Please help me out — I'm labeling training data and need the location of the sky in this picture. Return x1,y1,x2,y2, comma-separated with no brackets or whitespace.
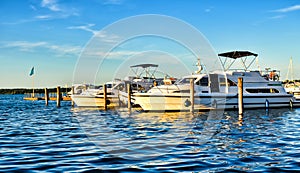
0,0,300,88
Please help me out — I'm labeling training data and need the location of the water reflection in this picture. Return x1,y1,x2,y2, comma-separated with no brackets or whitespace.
73,108,225,160
71,106,300,171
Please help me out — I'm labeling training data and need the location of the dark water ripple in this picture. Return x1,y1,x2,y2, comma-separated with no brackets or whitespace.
1,95,300,172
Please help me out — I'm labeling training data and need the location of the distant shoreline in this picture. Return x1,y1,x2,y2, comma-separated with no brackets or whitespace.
0,88,71,95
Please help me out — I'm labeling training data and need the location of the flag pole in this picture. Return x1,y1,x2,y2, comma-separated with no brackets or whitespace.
32,74,35,98
29,67,35,98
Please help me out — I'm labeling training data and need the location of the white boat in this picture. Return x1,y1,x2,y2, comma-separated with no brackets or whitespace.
282,57,300,102
71,64,176,107
71,82,119,107
112,63,176,105
284,81,300,103
132,51,296,111
284,81,300,93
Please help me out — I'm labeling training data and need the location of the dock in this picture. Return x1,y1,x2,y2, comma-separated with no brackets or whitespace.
23,93,71,101
23,86,72,106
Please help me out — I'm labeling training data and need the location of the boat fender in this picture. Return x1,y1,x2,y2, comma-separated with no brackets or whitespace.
265,99,269,108
212,99,217,108
106,100,111,105
290,100,293,108
184,99,191,107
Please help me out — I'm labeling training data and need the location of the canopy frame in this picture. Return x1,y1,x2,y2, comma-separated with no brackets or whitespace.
129,63,159,79
218,51,258,71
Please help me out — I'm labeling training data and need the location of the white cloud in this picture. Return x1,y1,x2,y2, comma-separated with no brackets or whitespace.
205,9,211,13
41,0,61,12
30,5,37,11
68,24,97,35
274,5,300,13
204,7,214,13
47,44,82,56
68,24,121,44
2,1,78,25
39,0,79,19
0,41,81,56
2,41,48,51
87,50,139,59
35,15,52,19
2,17,54,25
269,15,285,19
94,31,121,44
33,10,79,21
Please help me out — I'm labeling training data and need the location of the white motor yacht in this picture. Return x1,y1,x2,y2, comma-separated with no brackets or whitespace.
71,82,119,107
132,51,297,111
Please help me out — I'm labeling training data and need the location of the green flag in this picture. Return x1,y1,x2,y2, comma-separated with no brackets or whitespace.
29,67,34,76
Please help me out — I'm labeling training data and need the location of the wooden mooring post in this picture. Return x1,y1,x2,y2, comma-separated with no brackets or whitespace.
44,88,49,106
190,78,194,113
71,86,75,107
56,86,61,107
238,77,243,115
127,83,131,114
103,84,107,111
118,92,121,107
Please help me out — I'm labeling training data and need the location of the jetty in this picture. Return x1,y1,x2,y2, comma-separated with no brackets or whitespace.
23,94,71,101
23,87,72,101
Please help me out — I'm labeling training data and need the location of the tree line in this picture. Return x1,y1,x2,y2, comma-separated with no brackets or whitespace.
0,88,71,95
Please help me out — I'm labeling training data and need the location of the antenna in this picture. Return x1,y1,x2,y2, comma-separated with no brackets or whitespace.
286,57,294,81
194,57,203,74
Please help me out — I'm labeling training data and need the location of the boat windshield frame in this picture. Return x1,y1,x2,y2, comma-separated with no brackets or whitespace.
175,75,203,85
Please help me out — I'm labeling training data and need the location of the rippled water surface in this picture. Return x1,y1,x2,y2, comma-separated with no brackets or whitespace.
1,94,300,172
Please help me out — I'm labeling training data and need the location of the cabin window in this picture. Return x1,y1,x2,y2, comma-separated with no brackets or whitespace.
173,90,190,93
105,83,113,88
178,77,197,84
246,88,279,93
228,79,237,86
131,83,145,91
294,92,300,97
180,78,190,84
219,78,236,86
131,83,141,89
219,78,226,86
115,83,125,91
196,77,208,86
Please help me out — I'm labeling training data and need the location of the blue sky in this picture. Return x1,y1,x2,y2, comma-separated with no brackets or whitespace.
0,0,300,88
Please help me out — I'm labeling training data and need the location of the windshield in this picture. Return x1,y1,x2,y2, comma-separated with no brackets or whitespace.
175,77,197,85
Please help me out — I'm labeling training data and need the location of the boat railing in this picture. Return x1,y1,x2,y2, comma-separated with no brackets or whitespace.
227,68,252,72
260,69,281,81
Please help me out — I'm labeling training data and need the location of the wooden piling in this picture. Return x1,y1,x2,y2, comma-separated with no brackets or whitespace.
44,88,49,106
238,114,243,126
127,83,131,114
103,84,107,111
56,86,61,107
71,86,74,107
238,77,243,115
190,78,194,113
118,92,121,107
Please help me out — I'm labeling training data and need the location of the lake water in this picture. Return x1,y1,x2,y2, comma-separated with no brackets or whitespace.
1,94,300,172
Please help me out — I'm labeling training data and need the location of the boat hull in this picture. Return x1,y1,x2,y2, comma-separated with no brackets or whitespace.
71,95,119,107
133,93,293,111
